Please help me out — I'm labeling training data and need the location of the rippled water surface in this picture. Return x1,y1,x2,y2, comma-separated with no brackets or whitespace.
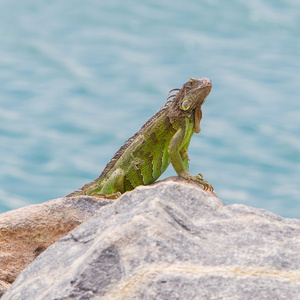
0,0,299,218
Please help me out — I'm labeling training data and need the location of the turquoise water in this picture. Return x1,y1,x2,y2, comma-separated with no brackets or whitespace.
0,0,299,218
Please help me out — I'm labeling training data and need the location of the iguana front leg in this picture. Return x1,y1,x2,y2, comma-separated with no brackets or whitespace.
168,126,213,191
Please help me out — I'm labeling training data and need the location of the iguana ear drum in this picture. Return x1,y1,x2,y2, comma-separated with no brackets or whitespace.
181,98,191,110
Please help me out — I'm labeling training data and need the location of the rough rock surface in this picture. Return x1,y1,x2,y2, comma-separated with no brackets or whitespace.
0,196,112,296
2,179,300,299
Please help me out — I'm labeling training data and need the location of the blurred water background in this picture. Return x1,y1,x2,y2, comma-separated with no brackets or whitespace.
0,0,299,218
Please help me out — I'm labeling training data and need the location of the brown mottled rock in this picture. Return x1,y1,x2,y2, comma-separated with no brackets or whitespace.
0,196,112,296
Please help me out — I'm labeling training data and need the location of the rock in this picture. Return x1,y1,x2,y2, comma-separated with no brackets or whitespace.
2,178,300,299
0,195,112,296
0,281,10,299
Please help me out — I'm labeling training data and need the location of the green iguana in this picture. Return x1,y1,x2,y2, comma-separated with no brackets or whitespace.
66,77,213,198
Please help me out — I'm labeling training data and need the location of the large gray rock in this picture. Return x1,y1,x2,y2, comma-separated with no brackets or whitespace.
3,178,300,299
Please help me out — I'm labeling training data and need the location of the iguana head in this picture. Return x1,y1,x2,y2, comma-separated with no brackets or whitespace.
168,77,212,133
180,77,212,109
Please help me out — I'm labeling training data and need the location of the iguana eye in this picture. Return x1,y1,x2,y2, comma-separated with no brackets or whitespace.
181,99,190,110
188,80,194,87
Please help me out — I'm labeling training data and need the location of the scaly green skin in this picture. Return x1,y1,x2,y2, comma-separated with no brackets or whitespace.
66,77,213,198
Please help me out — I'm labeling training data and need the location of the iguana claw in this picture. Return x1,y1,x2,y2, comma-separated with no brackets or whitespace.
194,174,214,191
